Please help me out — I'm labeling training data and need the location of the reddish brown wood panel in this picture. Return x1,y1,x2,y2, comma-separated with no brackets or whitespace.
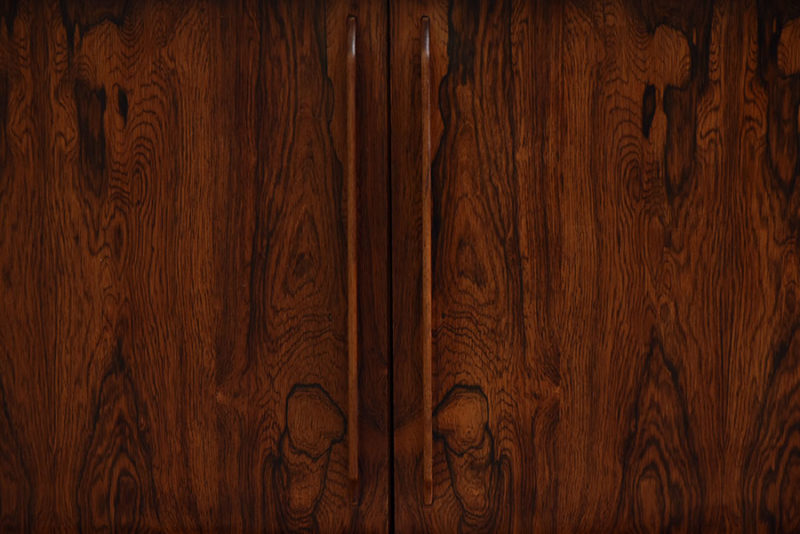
0,0,390,531
392,0,800,532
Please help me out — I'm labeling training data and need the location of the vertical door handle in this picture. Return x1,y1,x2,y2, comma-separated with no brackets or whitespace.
420,15,434,507
346,14,359,505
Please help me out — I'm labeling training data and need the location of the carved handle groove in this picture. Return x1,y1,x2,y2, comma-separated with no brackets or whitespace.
420,15,433,507
346,14,359,505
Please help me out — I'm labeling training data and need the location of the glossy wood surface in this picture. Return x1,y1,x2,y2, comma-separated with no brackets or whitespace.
0,0,390,531
392,0,800,532
419,14,433,508
346,13,360,506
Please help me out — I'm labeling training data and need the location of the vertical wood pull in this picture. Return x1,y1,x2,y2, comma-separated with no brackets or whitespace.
420,15,434,507
346,14,359,505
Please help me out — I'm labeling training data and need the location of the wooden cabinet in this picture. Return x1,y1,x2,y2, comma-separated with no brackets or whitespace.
3,1,800,532
391,1,800,532
0,1,389,531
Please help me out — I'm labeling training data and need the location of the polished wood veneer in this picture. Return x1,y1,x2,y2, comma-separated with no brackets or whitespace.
2,0,800,532
392,1,800,532
0,1,389,531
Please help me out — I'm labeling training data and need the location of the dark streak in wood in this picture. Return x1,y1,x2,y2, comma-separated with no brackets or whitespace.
758,4,800,196
116,87,127,124
59,0,131,51
642,83,657,137
74,79,107,197
0,0,18,34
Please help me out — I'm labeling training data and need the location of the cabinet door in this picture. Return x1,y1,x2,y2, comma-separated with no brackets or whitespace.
0,1,389,531
392,1,800,532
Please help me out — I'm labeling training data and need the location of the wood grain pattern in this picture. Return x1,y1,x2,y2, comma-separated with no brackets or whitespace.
0,0,389,531
392,0,800,531
4,0,800,531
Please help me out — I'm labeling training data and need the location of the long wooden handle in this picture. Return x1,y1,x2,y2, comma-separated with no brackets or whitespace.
420,15,433,507
346,14,359,505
